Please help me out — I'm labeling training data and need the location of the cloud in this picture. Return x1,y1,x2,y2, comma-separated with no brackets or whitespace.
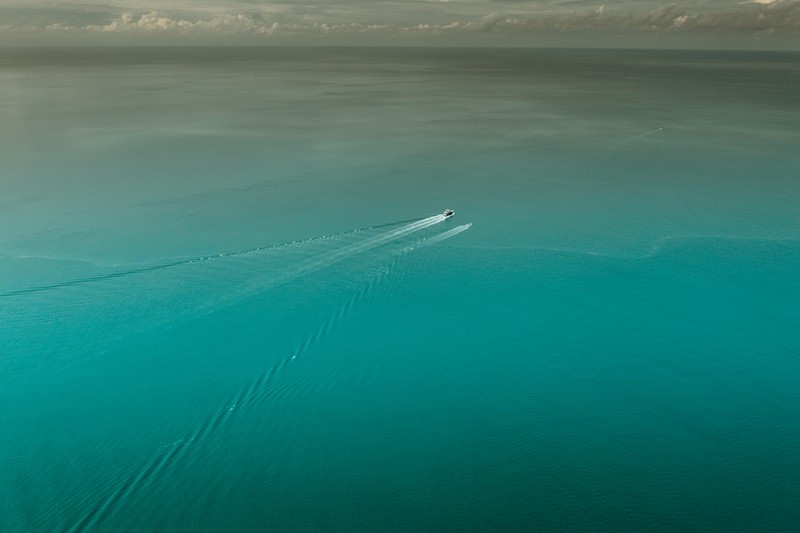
83,12,276,34
5,1,800,44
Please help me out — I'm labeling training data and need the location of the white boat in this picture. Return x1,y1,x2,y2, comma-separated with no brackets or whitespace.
443,209,455,218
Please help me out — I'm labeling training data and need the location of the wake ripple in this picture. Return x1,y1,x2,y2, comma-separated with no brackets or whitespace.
0,215,443,368
64,214,470,531
67,352,296,533
0,218,418,300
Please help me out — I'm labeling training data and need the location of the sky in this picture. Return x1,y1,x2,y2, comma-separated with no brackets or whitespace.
0,0,798,48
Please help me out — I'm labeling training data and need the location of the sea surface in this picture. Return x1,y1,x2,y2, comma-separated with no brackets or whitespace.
1,47,799,531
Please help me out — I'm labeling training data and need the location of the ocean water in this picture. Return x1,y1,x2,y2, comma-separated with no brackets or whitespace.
1,47,799,531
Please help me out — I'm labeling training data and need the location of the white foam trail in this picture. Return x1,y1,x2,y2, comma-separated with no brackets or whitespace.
419,223,472,247
0,214,451,369
247,214,447,290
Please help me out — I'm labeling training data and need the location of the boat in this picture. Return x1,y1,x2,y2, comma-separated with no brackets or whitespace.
443,209,455,218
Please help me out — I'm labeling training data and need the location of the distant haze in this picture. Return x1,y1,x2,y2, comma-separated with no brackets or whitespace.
1,0,799,49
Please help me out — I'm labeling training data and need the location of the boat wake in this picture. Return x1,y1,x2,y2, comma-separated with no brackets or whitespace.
0,218,419,300
62,214,471,531
0,214,456,366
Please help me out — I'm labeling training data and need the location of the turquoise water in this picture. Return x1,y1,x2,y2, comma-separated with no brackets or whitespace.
1,47,799,531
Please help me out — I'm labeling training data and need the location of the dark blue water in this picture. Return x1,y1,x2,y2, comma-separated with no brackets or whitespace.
1,47,799,531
